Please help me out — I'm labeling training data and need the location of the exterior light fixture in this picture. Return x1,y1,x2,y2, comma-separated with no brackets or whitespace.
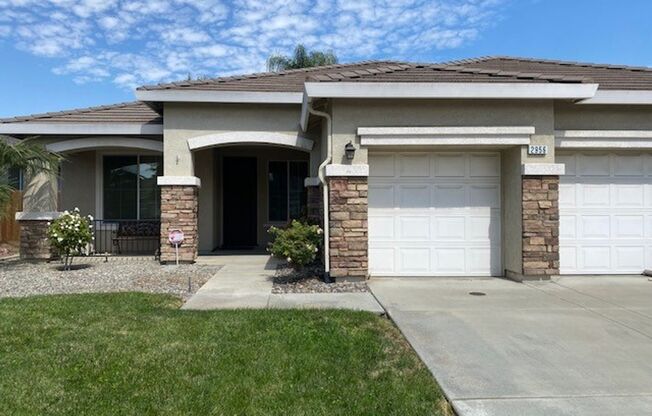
345,141,356,160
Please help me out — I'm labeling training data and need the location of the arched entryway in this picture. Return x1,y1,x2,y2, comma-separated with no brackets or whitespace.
191,140,311,254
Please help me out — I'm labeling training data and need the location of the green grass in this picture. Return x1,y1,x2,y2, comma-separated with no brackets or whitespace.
0,293,449,415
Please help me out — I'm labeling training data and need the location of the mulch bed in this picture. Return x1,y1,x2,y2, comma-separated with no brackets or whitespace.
272,264,368,294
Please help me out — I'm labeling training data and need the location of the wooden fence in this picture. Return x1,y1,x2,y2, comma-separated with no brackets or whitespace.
0,191,22,242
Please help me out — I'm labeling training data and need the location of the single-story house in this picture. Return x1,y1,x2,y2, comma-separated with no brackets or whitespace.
3,56,652,280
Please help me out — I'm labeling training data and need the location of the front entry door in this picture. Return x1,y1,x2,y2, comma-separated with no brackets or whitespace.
223,157,257,248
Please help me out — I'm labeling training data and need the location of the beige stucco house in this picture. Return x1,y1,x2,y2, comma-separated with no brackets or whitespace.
4,56,652,280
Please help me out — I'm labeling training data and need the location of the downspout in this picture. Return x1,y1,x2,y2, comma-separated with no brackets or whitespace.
308,102,333,283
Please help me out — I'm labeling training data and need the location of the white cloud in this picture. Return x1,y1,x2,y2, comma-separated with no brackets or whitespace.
0,0,504,89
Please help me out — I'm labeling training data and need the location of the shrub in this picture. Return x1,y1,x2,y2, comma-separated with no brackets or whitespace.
267,220,323,269
47,208,93,270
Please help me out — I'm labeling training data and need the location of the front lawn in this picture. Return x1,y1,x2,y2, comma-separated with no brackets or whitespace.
0,293,449,415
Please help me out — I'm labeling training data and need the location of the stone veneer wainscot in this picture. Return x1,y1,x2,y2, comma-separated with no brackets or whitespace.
521,175,560,277
328,177,368,279
160,185,198,263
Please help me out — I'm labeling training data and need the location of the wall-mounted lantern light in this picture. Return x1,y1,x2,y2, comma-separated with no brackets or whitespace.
345,141,356,160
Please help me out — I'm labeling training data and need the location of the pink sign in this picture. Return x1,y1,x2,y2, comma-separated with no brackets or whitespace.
168,229,184,245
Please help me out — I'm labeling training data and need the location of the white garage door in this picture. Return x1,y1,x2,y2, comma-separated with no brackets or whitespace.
559,152,652,274
368,152,501,276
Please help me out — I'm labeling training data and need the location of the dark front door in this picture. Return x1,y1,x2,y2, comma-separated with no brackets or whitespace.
223,157,257,248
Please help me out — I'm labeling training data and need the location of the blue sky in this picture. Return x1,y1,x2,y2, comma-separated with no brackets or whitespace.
0,0,650,118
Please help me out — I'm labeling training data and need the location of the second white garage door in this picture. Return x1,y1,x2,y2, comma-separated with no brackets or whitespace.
559,152,652,274
368,152,501,276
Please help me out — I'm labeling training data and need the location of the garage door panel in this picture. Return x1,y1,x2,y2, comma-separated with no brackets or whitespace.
399,217,430,240
560,152,652,274
579,154,610,176
614,215,645,238
561,246,577,271
614,185,644,207
368,184,394,208
560,215,577,239
469,184,500,208
581,184,610,206
399,185,430,208
435,248,466,273
614,246,645,270
468,216,498,242
368,216,394,240
580,216,610,239
369,151,500,276
399,248,431,272
434,216,466,240
559,183,577,208
399,154,430,177
581,246,612,271
467,248,493,274
369,154,395,177
470,154,500,177
434,154,465,177
369,248,395,273
433,184,465,207
614,154,644,176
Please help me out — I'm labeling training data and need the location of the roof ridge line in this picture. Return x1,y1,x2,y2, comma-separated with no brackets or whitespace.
434,63,593,83
455,55,652,73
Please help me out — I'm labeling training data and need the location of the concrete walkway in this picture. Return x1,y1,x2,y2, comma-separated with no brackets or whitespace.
369,276,652,416
182,255,384,314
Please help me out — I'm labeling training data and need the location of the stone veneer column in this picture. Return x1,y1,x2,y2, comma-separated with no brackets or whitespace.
521,175,560,277
18,219,53,260
328,176,368,280
159,185,199,263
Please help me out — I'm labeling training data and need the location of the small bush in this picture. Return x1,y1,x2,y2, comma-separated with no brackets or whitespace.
47,208,93,270
268,220,323,269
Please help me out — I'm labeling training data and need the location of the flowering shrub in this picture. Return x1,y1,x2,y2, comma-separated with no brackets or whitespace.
267,220,323,269
47,208,93,270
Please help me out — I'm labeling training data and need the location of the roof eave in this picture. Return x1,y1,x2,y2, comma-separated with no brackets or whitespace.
0,122,163,136
576,90,652,105
304,82,599,100
135,89,304,104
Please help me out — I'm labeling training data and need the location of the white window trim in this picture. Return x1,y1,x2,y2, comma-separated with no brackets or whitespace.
267,159,309,223
95,150,162,220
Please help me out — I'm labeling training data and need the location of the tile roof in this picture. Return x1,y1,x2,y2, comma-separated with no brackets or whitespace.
137,56,652,92
3,56,652,127
306,63,590,84
137,61,404,92
0,101,161,124
443,56,652,90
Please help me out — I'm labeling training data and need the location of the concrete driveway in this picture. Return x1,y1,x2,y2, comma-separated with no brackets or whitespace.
369,276,652,416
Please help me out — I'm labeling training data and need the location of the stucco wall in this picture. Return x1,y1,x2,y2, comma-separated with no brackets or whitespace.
195,146,309,253
331,99,556,165
555,103,652,130
59,151,96,216
163,103,306,176
501,146,523,275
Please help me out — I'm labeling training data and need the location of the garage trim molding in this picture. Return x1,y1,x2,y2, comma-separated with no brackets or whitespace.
325,164,369,177
358,126,534,146
521,163,565,175
555,130,652,149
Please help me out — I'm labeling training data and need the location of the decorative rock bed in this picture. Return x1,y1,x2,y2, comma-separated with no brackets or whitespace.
0,257,221,300
272,264,368,294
